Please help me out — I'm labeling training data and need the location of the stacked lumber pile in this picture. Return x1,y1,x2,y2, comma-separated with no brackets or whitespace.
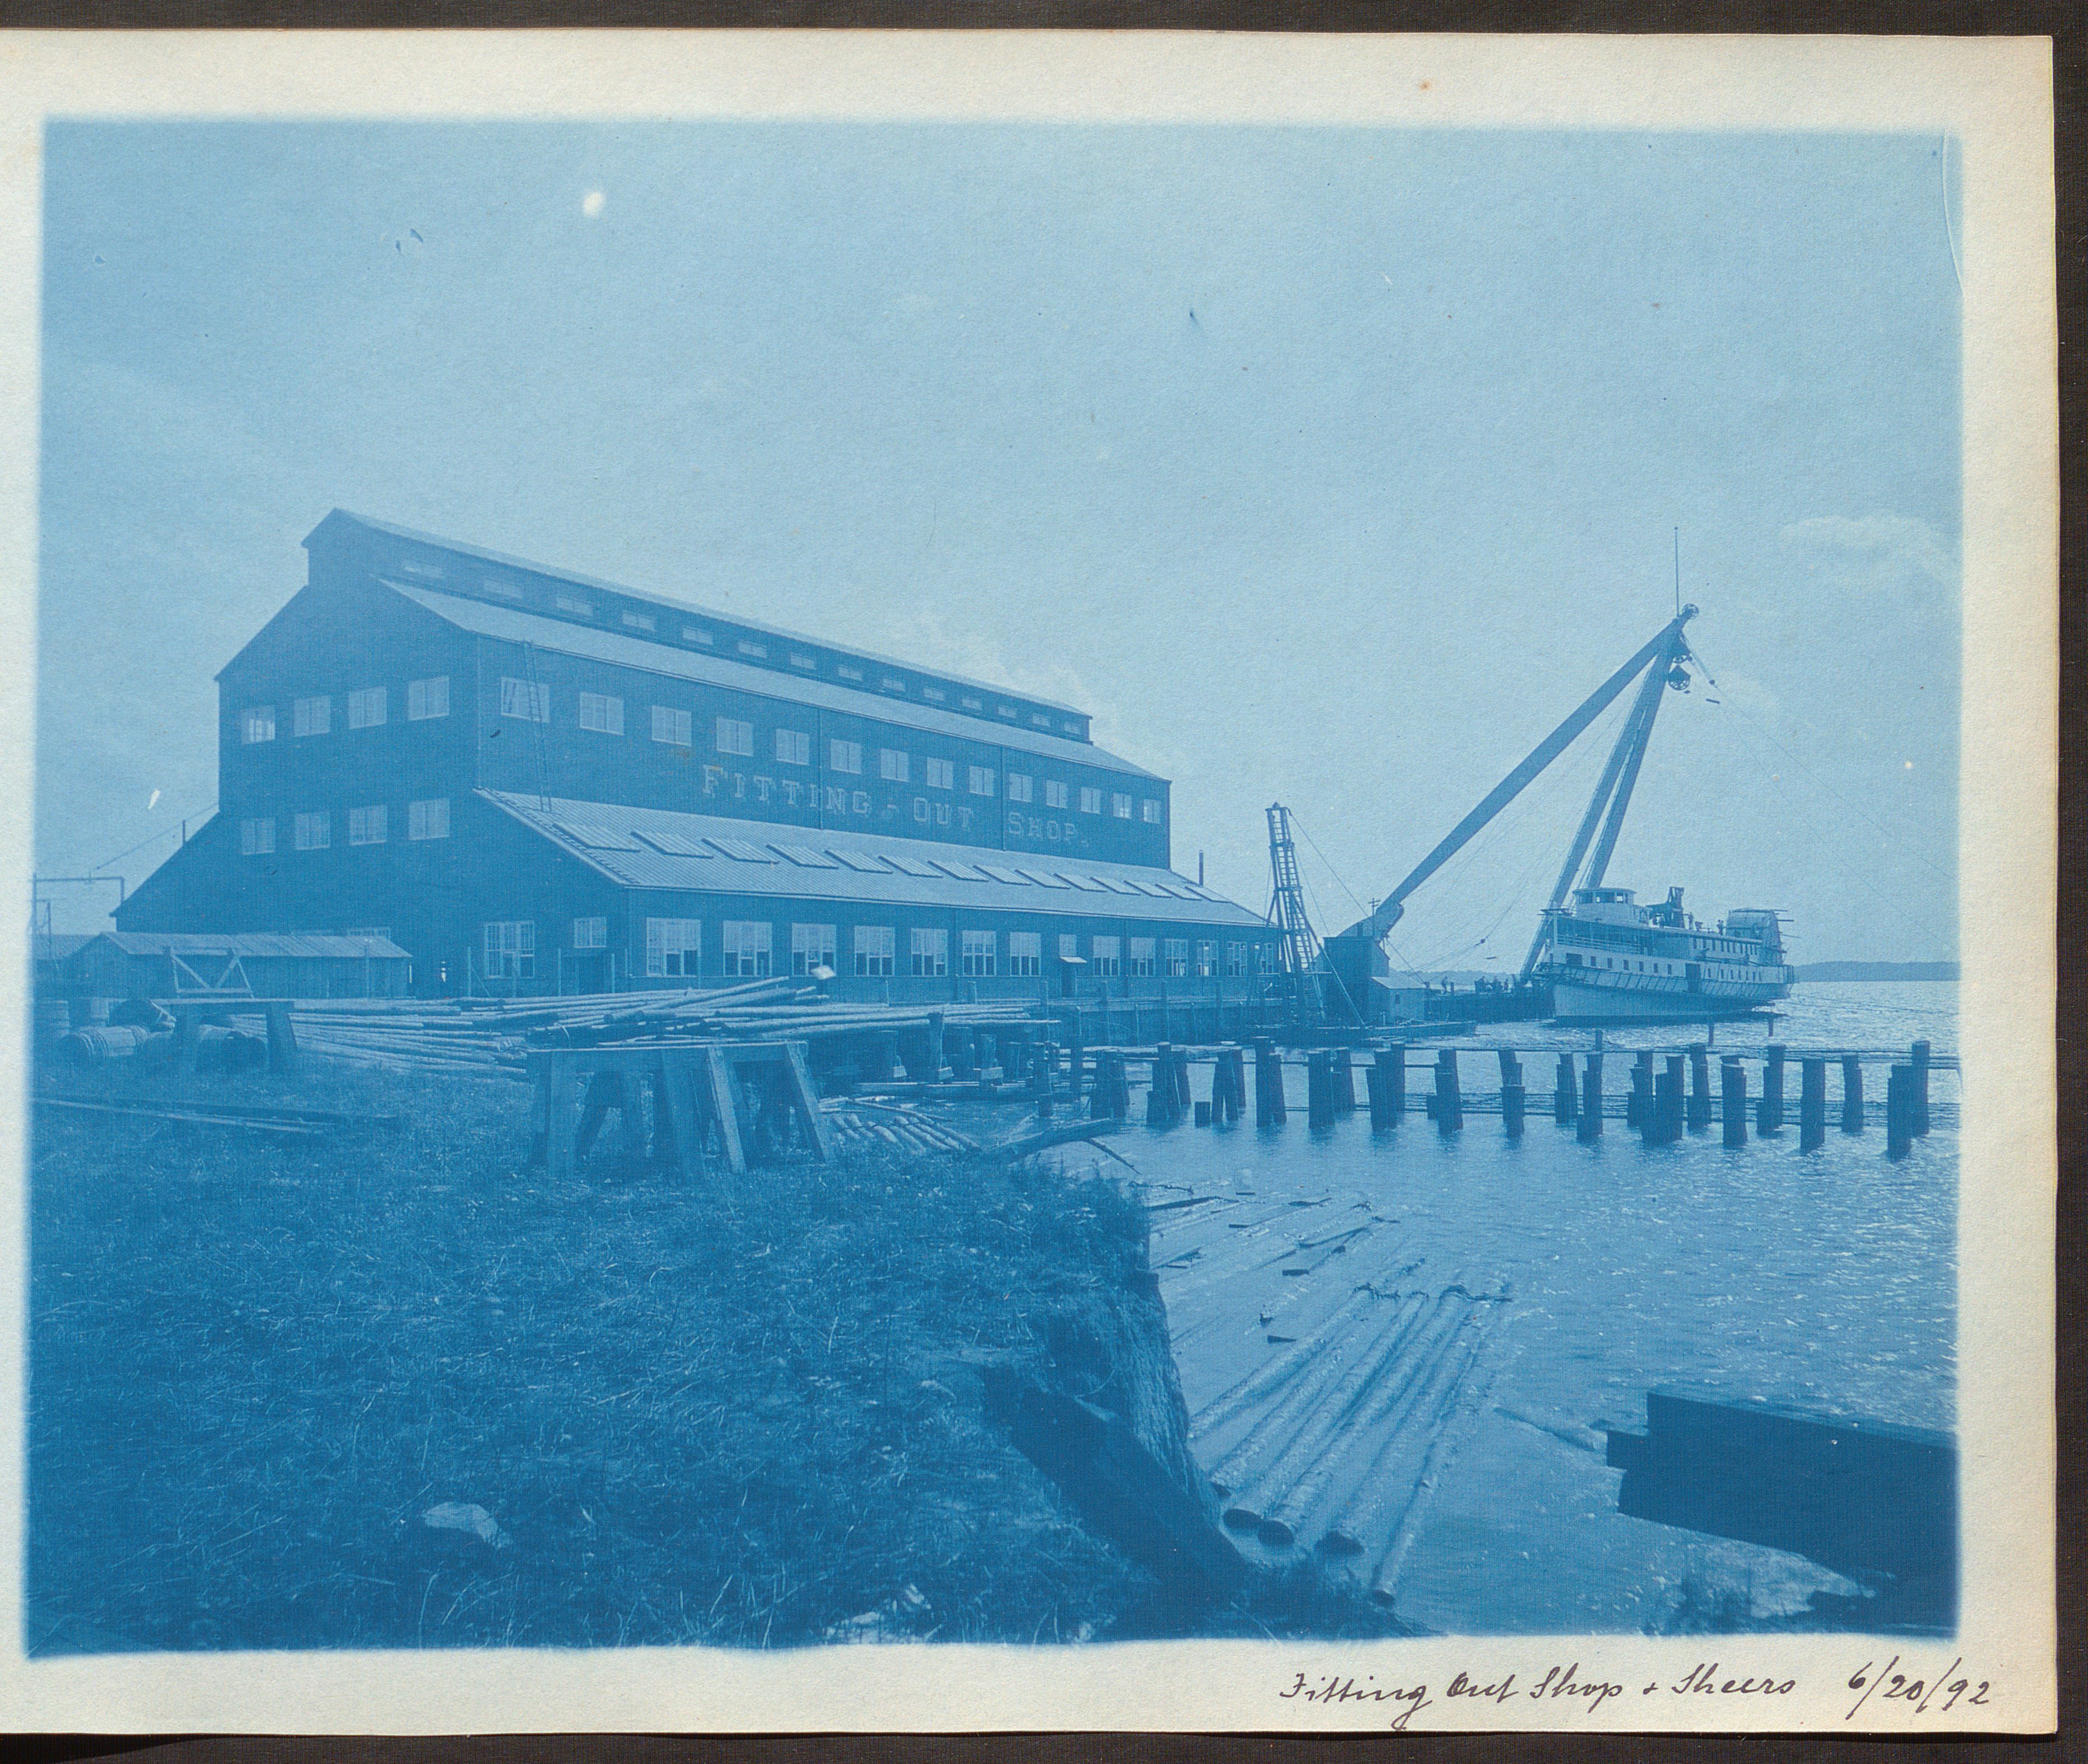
277,978,1040,1077
823,1099,980,1156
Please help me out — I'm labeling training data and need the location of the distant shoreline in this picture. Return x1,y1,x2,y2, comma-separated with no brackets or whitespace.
1795,961,1960,983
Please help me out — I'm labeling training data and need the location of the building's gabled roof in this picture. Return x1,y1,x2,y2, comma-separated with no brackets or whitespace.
306,508,1090,734
80,931,412,960
389,581,1158,779
30,933,94,963
481,791,1269,930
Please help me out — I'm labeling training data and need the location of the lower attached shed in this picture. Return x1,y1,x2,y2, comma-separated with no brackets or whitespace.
62,932,414,1001
471,791,1280,1004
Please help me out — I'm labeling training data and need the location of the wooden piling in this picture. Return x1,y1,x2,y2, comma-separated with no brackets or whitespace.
1662,1055,1686,1141
1435,1049,1463,1134
1500,1052,1526,1140
1644,1065,1671,1145
1145,1058,1173,1127
1628,1051,1653,1128
1577,1053,1604,1142
1758,1043,1786,1135
1911,1040,1932,1136
1379,1048,1406,1128
1721,1056,1747,1148
1307,1051,1336,1130
1800,1057,1827,1151
1887,1064,1914,1159
1555,1053,1578,1124
1687,1044,1711,1132
1841,1054,1865,1133
1254,1038,1287,1126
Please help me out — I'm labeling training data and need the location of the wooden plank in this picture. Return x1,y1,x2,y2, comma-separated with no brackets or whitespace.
263,1002,299,1074
658,1054,709,1187
547,1052,580,1181
704,1046,748,1176
780,1042,832,1161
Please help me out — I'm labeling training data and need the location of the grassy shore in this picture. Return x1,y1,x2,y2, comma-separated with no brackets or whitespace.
30,1056,1162,1651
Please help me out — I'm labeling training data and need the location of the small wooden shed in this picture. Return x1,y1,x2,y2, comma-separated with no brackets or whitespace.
62,932,413,1001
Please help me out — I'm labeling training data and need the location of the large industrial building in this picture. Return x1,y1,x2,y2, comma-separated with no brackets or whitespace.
117,512,1279,1001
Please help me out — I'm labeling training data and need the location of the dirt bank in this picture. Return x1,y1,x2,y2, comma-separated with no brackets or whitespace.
29,1057,1406,1649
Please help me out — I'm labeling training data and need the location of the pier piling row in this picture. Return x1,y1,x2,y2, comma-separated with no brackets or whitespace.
1017,1039,1949,1149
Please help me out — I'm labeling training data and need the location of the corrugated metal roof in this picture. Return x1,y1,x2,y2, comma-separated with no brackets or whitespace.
384,580,1157,779
85,932,412,959
312,508,1084,716
483,792,1269,930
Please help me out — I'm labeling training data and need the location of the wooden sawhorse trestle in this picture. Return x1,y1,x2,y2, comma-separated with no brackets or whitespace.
526,1039,832,1188
167,999,300,1074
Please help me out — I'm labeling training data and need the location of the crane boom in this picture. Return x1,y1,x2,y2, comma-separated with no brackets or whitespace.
1335,609,1694,945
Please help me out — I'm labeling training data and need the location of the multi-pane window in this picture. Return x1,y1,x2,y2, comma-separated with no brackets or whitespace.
240,816,274,855
1129,937,1158,977
1112,794,1133,820
240,704,276,744
968,766,995,797
1257,943,1276,975
1195,941,1216,978
579,692,624,735
573,917,607,950
910,927,949,978
1163,939,1189,978
1006,773,1034,804
348,804,388,846
293,696,332,738
621,609,655,632
484,921,535,980
1058,934,1080,962
1008,931,1042,977
924,757,955,790
716,717,753,757
645,917,701,978
293,811,330,851
1079,787,1103,815
652,706,692,746
348,687,387,729
879,748,910,783
1091,935,1122,977
1225,942,1248,977
961,930,996,978
776,728,811,766
500,678,550,722
556,593,593,617
854,925,895,978
408,797,450,841
723,920,773,978
1045,780,1069,810
1142,800,1163,824
790,923,837,976
407,675,450,720
829,739,863,774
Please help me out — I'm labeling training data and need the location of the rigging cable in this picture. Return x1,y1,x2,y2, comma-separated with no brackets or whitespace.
89,802,218,875
1688,642,1952,884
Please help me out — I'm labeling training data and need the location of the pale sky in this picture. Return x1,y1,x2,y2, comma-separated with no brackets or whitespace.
38,121,1959,960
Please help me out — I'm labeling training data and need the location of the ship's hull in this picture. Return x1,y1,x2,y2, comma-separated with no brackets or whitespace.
1544,973,1790,1025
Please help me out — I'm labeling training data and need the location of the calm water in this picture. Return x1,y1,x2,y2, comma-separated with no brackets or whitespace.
1111,982,1957,1634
